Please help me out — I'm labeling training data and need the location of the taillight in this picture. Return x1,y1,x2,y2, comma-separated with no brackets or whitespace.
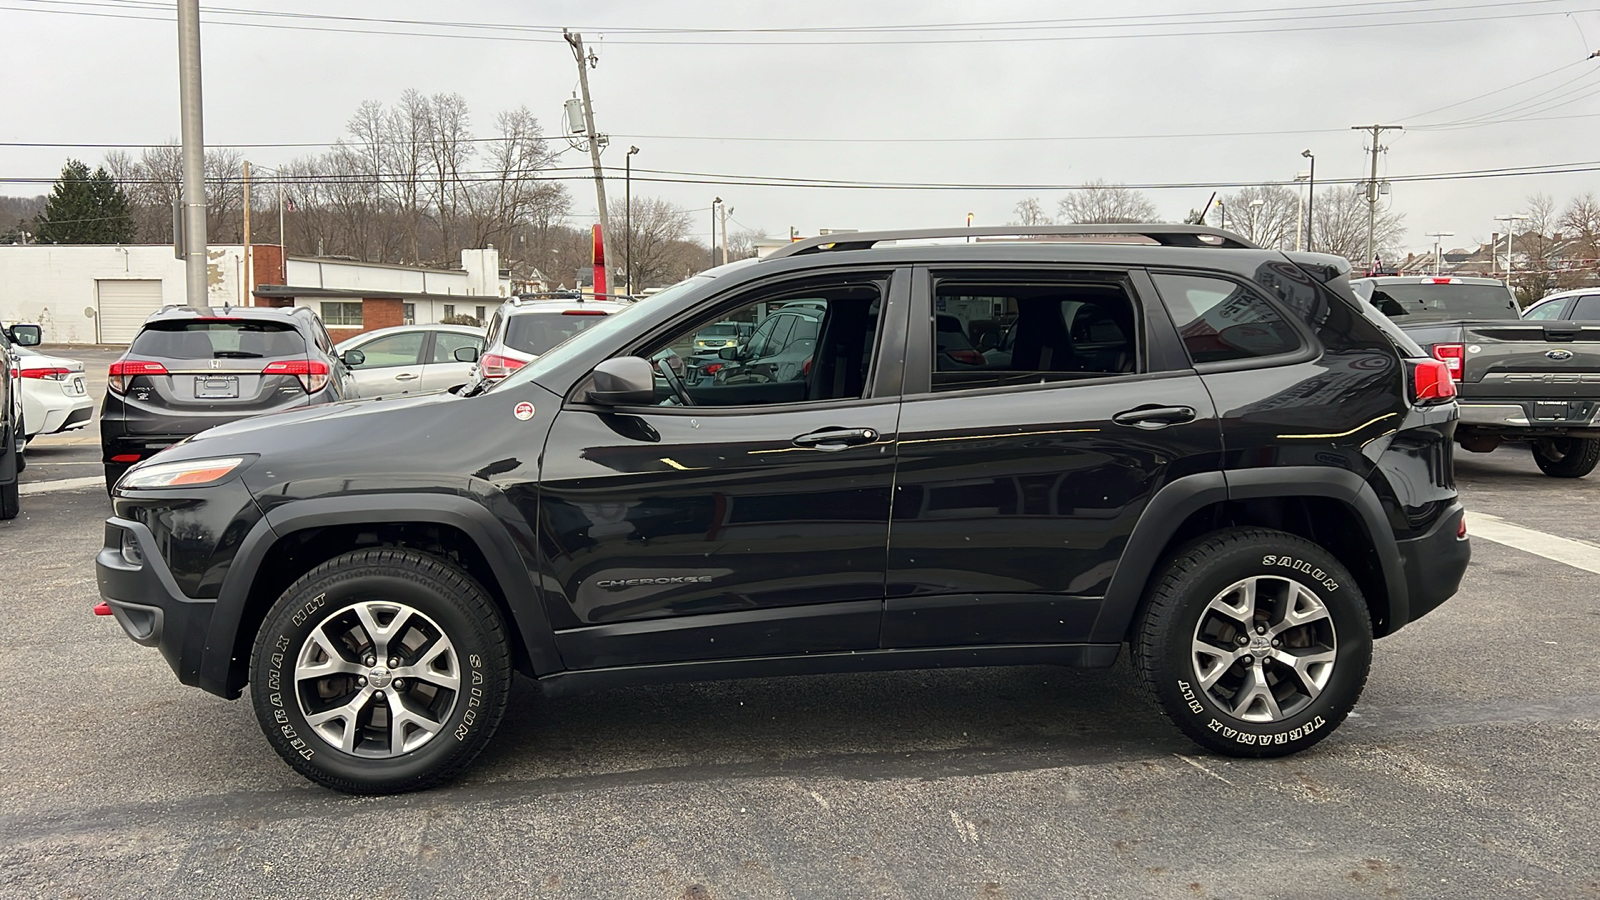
480,353,526,380
20,366,70,381
945,349,986,366
108,360,168,394
1411,358,1457,404
1431,343,1464,380
703,362,723,376
263,359,331,393
1457,514,1468,539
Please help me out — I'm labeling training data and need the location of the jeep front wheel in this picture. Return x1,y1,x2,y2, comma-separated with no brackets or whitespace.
249,548,511,793
1133,528,1372,757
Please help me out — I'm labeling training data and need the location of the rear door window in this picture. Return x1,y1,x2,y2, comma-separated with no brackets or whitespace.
1570,296,1600,320
928,274,1141,392
130,320,305,360
1524,299,1571,320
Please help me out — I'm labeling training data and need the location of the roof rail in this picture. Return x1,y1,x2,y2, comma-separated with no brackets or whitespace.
766,224,1258,260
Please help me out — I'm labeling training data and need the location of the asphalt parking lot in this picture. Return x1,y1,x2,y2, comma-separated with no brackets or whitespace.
2,351,1598,899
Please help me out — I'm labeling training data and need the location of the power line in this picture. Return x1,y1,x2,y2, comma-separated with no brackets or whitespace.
6,159,1600,193
2,0,1590,46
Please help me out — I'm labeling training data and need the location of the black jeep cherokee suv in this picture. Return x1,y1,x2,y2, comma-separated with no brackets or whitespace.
95,225,1470,793
100,304,360,491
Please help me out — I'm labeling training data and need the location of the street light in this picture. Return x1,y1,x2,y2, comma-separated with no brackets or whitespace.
1215,199,1227,232
1301,149,1316,252
624,145,639,294
1426,231,1454,276
1494,214,1528,281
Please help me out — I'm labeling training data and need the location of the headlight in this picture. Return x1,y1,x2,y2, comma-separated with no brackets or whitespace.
120,457,247,489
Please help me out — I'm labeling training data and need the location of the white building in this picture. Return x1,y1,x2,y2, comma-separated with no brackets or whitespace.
0,243,510,344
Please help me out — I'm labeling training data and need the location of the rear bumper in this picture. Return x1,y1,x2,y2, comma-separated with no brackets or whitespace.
1458,400,1600,434
1395,502,1469,627
95,517,219,692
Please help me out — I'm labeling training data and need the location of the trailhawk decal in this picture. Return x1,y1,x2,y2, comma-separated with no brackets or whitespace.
1178,679,1328,745
1261,555,1339,592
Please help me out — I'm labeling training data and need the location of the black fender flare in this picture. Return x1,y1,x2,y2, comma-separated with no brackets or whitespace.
1088,467,1408,644
200,493,562,697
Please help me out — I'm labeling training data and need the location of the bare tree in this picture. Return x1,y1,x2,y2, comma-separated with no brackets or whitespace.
1309,186,1405,268
1056,180,1158,224
609,196,694,288
1560,192,1600,287
1218,185,1299,250
1009,197,1053,227
725,227,766,261
1512,193,1560,304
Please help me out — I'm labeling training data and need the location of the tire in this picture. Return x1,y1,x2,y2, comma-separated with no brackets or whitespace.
1532,436,1600,478
249,548,512,794
1132,528,1372,758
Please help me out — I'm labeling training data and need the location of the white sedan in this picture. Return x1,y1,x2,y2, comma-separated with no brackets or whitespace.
14,346,93,441
335,324,486,397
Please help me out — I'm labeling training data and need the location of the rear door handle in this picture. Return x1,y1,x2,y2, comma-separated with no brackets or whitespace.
394,373,420,381
793,427,878,449
1112,405,1197,429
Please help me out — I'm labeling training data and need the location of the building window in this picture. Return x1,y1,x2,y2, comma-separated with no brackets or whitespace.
403,302,416,325
443,303,456,319
476,305,486,323
320,301,363,327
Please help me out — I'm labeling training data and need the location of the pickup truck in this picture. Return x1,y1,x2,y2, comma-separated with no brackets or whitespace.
1352,275,1600,477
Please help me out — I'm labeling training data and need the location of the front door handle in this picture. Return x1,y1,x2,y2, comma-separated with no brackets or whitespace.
394,372,420,381
1112,405,1197,429
793,427,878,449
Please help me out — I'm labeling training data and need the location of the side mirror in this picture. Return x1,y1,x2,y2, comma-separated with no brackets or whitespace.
454,346,480,363
341,348,366,367
586,356,655,406
718,345,742,361
9,324,41,346
977,333,998,351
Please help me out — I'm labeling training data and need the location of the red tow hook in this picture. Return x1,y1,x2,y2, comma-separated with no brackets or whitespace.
93,602,113,616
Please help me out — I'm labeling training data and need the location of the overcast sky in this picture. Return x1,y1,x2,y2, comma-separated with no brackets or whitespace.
3,0,1599,255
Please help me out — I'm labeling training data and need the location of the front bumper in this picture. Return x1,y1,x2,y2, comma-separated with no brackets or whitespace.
95,517,218,690
1395,501,1469,627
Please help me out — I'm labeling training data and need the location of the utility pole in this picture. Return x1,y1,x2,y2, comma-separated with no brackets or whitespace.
1352,124,1402,273
564,31,611,266
625,145,638,294
711,198,721,267
176,0,208,307
720,203,730,265
242,160,252,306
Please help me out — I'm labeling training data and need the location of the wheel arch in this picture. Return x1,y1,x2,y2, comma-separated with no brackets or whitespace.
203,494,561,698
1091,468,1409,645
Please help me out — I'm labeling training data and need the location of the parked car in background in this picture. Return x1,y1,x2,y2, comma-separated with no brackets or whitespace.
335,324,485,396
1351,275,1600,477
13,345,93,441
691,321,748,355
0,322,43,519
100,305,360,491
1522,288,1600,322
468,295,632,388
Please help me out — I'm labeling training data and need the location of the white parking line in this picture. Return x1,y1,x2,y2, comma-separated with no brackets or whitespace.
18,476,105,496
1470,512,1600,576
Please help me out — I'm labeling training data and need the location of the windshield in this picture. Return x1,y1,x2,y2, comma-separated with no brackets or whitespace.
483,274,715,393
698,324,738,336
1369,283,1518,323
130,320,305,359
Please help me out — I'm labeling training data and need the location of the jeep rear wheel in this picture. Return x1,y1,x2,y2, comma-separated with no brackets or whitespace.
1532,436,1600,478
1133,528,1371,757
249,548,511,794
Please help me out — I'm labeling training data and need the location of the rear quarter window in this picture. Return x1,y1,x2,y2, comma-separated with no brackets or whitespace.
1151,272,1302,365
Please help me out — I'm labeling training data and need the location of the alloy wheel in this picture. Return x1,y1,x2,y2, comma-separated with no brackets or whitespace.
1190,576,1338,723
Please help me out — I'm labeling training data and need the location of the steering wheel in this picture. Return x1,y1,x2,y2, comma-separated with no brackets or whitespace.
655,356,696,407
